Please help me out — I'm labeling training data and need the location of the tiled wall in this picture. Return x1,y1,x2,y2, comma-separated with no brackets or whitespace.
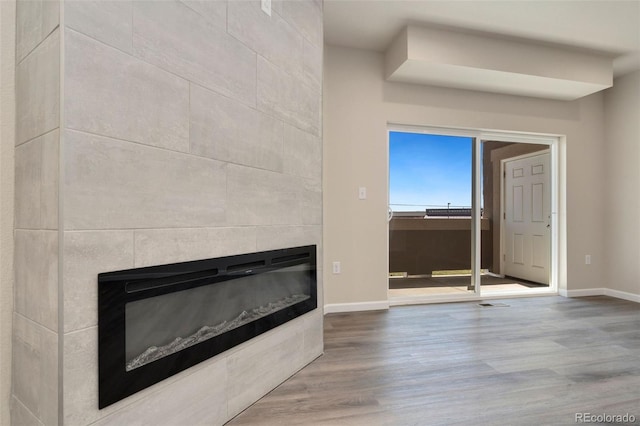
13,1,323,424
12,0,60,424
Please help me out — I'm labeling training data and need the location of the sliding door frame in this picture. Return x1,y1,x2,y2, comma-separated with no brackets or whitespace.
387,124,561,305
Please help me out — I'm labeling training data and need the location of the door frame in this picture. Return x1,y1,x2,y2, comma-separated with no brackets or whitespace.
499,149,551,284
387,124,561,305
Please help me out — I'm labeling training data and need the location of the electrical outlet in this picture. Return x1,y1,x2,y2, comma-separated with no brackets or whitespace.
261,0,271,16
585,255,591,265
332,261,341,274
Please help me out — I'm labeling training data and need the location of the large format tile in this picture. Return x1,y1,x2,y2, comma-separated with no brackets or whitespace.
227,164,321,226
11,396,44,426
14,138,41,229
63,231,134,332
14,230,58,331
180,0,226,29
303,310,324,365
16,29,60,145
280,0,323,48
133,0,256,106
63,327,227,425
227,318,306,418
271,0,284,16
62,328,97,425
134,227,257,268
64,327,175,425
16,0,59,62
283,124,322,181
298,178,323,225
190,84,284,171
64,130,227,230
255,225,321,252
15,130,59,230
63,327,141,425
227,165,296,226
63,327,130,425
65,29,189,152
40,129,59,230
12,314,58,426
65,0,133,53
257,56,320,136
303,38,323,92
94,355,228,426
228,0,303,78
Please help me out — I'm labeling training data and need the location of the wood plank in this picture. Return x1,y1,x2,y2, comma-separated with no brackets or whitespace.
228,296,640,425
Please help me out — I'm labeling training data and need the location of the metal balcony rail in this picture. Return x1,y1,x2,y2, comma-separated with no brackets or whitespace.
389,203,482,218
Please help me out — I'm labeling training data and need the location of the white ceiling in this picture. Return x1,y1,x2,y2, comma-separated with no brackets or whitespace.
324,0,640,77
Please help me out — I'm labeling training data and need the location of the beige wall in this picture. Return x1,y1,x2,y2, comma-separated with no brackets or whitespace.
323,44,607,306
1,1,16,425
604,71,640,297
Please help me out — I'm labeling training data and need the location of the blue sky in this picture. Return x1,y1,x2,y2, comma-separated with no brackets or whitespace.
389,132,472,211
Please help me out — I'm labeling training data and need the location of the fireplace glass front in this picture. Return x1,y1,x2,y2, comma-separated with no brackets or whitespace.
125,264,310,371
98,245,317,408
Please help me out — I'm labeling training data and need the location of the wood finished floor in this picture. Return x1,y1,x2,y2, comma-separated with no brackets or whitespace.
228,296,640,426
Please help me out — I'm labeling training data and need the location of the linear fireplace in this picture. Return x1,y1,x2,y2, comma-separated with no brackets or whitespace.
98,245,317,408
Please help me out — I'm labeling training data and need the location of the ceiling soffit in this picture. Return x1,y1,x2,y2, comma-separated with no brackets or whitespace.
385,26,614,100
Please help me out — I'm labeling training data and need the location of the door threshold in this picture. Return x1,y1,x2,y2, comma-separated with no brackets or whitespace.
390,293,481,306
480,287,557,298
389,289,558,306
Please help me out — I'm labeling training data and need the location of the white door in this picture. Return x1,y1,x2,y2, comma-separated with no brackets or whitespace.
503,152,550,284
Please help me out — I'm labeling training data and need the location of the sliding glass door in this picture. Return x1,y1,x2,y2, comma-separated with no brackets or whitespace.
388,131,478,300
388,126,557,303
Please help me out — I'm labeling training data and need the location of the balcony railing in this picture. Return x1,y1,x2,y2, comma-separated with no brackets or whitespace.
389,208,492,276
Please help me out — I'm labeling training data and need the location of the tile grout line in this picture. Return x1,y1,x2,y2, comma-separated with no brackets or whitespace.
63,126,316,177
14,127,59,148
15,22,60,67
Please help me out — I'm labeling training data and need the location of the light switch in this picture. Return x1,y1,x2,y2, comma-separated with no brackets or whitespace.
358,187,367,200
261,0,271,16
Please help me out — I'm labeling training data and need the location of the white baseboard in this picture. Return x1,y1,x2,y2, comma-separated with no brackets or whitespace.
560,287,639,303
324,300,390,314
604,288,640,303
325,289,638,314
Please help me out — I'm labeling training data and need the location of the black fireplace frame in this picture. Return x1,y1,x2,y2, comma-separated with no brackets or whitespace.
98,245,317,409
